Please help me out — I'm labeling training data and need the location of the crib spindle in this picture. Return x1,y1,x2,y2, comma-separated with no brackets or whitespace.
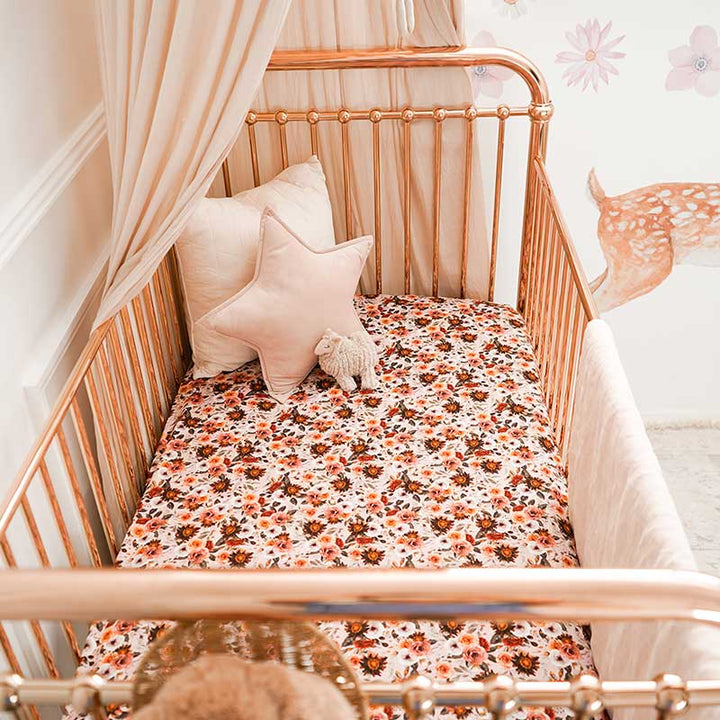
69,399,118,558
339,109,353,242
432,108,445,297
0,539,59,678
402,108,413,294
460,106,476,299
371,110,383,294
488,106,509,301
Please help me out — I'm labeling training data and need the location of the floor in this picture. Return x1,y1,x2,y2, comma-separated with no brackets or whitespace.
646,427,720,575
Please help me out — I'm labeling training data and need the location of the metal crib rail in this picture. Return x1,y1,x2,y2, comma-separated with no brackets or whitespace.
2,674,719,714
1,567,719,626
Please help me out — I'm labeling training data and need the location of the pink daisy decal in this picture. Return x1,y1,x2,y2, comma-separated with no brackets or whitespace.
555,19,626,92
666,26,720,97
468,31,515,99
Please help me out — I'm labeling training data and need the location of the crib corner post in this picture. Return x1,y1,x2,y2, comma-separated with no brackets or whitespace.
517,101,553,315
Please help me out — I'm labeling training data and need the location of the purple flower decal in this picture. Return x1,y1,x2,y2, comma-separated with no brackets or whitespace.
555,19,626,92
666,26,720,97
468,31,515,99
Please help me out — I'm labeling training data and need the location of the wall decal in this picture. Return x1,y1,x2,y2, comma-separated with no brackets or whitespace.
469,31,515,98
555,20,625,92
666,25,720,97
588,170,720,311
492,0,533,20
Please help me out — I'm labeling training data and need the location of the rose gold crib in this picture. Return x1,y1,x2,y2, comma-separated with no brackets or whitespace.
1,47,719,719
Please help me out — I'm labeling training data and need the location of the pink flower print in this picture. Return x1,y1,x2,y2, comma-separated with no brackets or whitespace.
555,20,626,91
666,26,720,97
493,0,533,20
469,31,515,99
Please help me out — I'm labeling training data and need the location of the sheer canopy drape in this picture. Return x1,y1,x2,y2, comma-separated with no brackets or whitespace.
224,0,490,299
94,0,291,326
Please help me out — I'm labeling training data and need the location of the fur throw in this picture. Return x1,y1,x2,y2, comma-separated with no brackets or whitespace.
133,655,356,720
314,329,379,392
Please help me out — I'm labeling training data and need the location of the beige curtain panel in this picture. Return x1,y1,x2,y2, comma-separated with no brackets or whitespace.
94,0,292,326
225,0,490,299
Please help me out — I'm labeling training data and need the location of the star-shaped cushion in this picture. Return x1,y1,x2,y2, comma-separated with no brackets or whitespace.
201,208,373,401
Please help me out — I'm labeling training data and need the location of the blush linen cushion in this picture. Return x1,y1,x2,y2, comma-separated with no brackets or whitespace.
175,156,335,378
201,208,373,402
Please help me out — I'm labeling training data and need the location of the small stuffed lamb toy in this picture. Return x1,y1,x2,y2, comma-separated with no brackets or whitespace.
133,655,355,720
314,329,379,391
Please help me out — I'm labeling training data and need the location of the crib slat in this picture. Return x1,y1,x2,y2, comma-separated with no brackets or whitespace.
488,109,508,301
0,539,59,678
307,110,319,157
276,110,289,170
152,273,180,388
402,109,413,294
142,285,172,408
432,109,444,297
69,399,118,557
528,189,548,340
108,325,146,471
131,296,163,425
38,459,78,568
558,296,584,454
221,159,232,197
541,227,562,383
246,113,260,187
0,621,40,720
19,499,81,661
460,107,476,299
339,109,353,241
83,371,131,529
371,112,383,294
524,165,543,329
550,261,571,431
160,258,186,383
119,307,154,448
98,346,140,506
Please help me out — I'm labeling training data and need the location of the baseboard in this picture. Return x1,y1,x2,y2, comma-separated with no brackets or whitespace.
644,416,720,430
0,102,106,271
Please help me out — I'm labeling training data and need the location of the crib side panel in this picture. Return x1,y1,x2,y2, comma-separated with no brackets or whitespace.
0,252,188,690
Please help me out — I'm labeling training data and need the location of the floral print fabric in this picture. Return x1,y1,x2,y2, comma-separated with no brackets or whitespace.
73,295,595,720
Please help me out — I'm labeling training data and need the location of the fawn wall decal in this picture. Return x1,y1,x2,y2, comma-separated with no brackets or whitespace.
588,170,720,311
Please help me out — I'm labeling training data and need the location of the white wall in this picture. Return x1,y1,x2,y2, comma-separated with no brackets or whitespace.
466,0,720,423
0,0,112,493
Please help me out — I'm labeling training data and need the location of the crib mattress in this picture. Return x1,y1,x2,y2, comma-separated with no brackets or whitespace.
76,295,595,720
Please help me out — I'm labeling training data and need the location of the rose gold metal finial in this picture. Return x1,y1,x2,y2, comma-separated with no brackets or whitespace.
337,108,351,123
570,675,603,720
274,110,289,125
401,107,415,122
485,675,518,720
306,109,320,124
246,110,258,125
402,675,434,720
655,674,689,718
464,105,478,121
528,102,553,121
433,107,447,122
496,104,511,120
369,109,383,123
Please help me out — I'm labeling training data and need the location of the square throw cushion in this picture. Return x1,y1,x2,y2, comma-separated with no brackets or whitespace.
175,156,335,378
201,208,373,402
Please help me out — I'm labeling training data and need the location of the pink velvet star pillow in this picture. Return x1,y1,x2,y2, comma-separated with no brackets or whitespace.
202,208,373,401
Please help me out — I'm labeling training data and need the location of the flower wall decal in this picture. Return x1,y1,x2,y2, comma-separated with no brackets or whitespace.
555,19,626,92
492,0,534,20
666,26,720,97
468,31,515,98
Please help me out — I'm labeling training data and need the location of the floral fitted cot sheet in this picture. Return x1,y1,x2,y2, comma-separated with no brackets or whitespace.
73,295,595,720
